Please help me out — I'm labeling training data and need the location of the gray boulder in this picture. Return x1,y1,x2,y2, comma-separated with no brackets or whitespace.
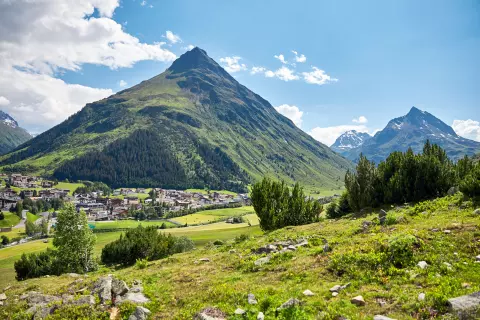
0,293,6,301
116,292,150,305
379,209,387,224
234,308,246,315
72,295,96,306
474,209,480,215
447,291,480,317
257,312,265,320
112,278,129,296
26,292,60,307
193,307,226,320
248,293,257,304
129,306,151,320
254,256,270,266
351,295,365,306
92,276,112,304
277,298,302,310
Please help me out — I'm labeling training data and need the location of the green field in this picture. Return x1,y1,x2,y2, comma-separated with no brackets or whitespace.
9,182,85,195
90,219,176,230
185,189,239,196
0,212,20,228
26,212,40,222
171,206,255,225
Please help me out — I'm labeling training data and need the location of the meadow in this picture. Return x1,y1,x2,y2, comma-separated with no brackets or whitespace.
170,206,255,225
90,219,177,230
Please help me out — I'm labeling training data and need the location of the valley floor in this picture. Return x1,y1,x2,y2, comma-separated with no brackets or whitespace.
1,195,479,319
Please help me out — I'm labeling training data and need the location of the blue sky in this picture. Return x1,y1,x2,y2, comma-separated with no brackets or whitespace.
1,0,479,143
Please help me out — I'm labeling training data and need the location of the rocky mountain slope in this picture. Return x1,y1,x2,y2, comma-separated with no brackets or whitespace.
344,107,480,163
0,48,352,191
330,130,371,157
0,111,32,155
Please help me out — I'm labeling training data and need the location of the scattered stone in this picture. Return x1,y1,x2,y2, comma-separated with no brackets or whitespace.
462,283,471,289
128,306,151,320
330,285,342,293
254,256,270,266
351,295,366,306
92,276,113,304
340,283,351,290
447,186,459,196
193,307,226,320
27,305,57,320
112,278,129,296
303,290,315,296
417,261,428,269
362,221,372,231
379,209,387,225
431,228,439,232
72,295,96,306
296,240,309,248
474,209,480,215
0,293,6,301
257,312,265,320
287,245,297,251
447,291,480,316
418,293,425,301
116,292,150,305
133,279,142,286
26,292,60,307
248,293,257,305
199,258,210,262
234,308,246,315
476,255,480,262
229,249,236,254
443,262,453,270
68,273,81,278
444,229,452,234
377,299,387,307
373,316,396,320
332,292,339,297
277,298,302,310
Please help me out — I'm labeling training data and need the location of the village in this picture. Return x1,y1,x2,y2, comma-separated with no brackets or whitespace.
0,173,251,223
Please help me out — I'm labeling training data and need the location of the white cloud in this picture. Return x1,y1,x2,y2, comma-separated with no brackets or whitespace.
292,50,306,63
250,66,266,75
0,96,10,107
219,56,247,73
184,44,195,51
309,125,369,146
302,67,338,85
0,0,177,131
452,119,480,142
118,80,127,87
352,116,368,124
274,104,303,128
140,0,147,6
265,66,299,81
274,54,287,64
164,30,182,44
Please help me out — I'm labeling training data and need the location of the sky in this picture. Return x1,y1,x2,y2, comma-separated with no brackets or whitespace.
0,0,479,145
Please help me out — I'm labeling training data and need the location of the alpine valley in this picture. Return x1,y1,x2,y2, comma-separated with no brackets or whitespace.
0,111,32,155
335,107,480,163
0,48,352,191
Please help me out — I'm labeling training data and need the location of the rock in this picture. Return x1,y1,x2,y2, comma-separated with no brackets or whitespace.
116,292,150,305
0,293,6,301
112,278,129,296
447,186,459,196
377,299,387,307
444,229,452,234
417,261,428,269
229,249,236,254
373,316,396,320
447,291,480,316
418,293,425,301
61,294,74,303
71,295,95,306
296,240,309,248
332,292,339,297
351,295,365,306
26,292,60,307
476,255,480,262
193,307,226,320
287,245,297,251
462,283,471,289
257,312,265,320
277,298,302,310
443,262,453,270
28,305,57,320
474,209,480,215
248,293,257,305
92,276,112,304
199,258,210,262
68,273,81,278
330,285,342,293
340,283,351,290
379,209,387,224
128,306,151,320
234,308,246,315
254,256,270,266
303,289,315,296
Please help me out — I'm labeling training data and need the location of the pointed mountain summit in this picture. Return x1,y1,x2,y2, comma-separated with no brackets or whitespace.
0,48,352,191
0,110,32,155
342,106,480,163
330,130,371,157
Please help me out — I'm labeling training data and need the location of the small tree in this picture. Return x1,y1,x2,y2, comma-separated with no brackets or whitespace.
1,235,9,245
0,212,4,220
53,203,96,273
15,201,23,218
25,220,37,236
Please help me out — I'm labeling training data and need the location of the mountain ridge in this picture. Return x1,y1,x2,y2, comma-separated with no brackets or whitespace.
0,110,32,155
330,130,371,157
0,48,353,191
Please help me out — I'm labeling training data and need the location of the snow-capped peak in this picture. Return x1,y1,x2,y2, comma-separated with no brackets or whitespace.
0,111,18,128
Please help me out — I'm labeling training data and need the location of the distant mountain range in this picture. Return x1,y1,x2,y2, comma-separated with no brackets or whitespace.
330,130,371,157
332,107,480,163
0,47,352,191
0,111,32,155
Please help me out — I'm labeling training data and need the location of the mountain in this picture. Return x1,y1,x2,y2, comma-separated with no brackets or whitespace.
345,106,480,163
330,130,371,157
0,111,32,155
0,47,352,191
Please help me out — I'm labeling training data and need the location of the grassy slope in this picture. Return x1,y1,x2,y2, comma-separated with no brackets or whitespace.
0,212,20,228
2,195,479,319
171,206,255,225
91,220,177,230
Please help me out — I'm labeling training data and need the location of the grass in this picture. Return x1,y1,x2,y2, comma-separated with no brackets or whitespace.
90,220,177,230
171,206,255,225
2,194,480,319
26,212,40,222
9,182,85,196
185,189,239,196
0,212,20,228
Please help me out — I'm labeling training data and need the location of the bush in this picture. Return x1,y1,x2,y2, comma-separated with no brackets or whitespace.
234,234,250,243
0,212,4,220
1,235,9,245
14,249,60,280
212,240,224,246
101,226,194,266
326,192,351,219
135,258,148,270
459,163,480,198
386,234,421,268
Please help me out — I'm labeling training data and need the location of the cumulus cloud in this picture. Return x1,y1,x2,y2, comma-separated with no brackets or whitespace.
302,67,338,85
352,116,368,124
0,0,177,131
265,66,299,81
274,104,303,128
274,54,287,64
250,66,266,75
292,50,306,63
309,125,370,146
0,96,10,107
452,119,480,142
164,30,182,44
118,80,127,87
140,0,147,6
219,56,247,73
